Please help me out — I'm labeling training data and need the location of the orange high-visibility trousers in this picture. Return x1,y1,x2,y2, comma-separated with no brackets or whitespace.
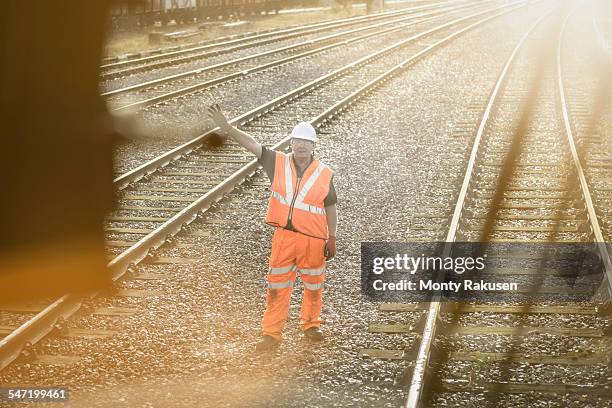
262,228,326,340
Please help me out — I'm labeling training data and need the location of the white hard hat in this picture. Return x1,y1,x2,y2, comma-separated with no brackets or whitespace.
290,122,318,142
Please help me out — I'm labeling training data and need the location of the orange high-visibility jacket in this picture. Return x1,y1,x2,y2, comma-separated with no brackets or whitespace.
265,152,334,240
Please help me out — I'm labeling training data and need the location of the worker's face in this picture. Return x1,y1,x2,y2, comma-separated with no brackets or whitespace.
291,138,315,160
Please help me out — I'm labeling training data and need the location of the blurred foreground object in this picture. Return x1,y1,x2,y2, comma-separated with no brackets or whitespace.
0,1,118,302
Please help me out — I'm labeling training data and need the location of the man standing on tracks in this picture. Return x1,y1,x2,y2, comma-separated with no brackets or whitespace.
207,104,338,352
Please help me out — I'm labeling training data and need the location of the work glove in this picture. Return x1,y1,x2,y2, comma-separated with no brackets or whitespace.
324,236,336,261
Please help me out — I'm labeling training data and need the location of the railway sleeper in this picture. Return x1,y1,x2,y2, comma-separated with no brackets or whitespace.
378,303,601,315
360,347,609,366
368,322,607,337
440,381,612,397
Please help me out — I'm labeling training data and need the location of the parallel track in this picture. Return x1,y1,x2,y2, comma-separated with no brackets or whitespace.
100,0,457,81
103,0,493,111
394,9,612,407
0,1,527,372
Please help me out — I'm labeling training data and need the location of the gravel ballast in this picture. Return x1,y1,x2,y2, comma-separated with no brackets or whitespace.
4,4,599,408
111,4,500,175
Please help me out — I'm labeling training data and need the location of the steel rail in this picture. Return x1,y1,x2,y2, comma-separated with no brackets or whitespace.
0,0,526,372
110,1,493,112
101,6,423,71
557,12,612,299
100,0,464,77
103,0,490,100
313,4,521,128
102,12,420,97
404,10,552,408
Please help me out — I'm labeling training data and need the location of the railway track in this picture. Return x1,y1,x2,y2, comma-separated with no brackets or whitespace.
0,0,530,373
561,11,612,246
103,0,494,111
99,0,458,81
358,9,611,408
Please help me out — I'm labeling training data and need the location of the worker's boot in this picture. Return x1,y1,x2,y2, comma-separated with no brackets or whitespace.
255,335,280,352
304,327,324,342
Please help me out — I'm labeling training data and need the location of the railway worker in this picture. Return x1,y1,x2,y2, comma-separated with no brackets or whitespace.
206,104,338,352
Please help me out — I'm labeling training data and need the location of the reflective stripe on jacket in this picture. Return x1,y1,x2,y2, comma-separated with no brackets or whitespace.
265,151,333,239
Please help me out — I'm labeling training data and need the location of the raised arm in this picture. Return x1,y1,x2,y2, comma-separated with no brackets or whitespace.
206,103,262,159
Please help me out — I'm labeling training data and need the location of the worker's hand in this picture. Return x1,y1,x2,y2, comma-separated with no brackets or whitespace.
324,236,336,261
206,103,231,133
